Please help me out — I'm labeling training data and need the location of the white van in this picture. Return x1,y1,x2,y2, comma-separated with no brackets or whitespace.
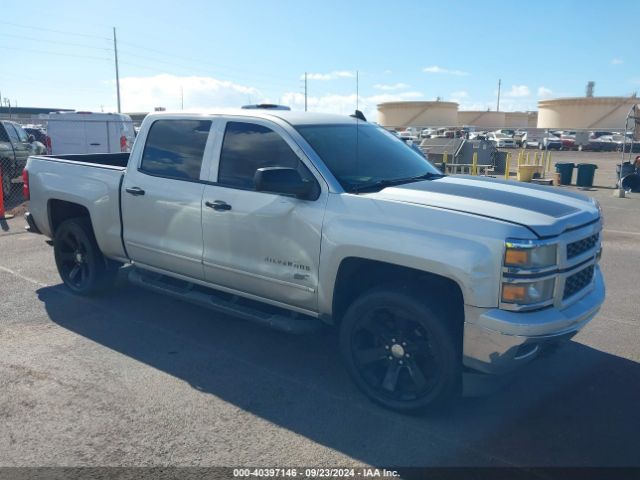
47,111,135,155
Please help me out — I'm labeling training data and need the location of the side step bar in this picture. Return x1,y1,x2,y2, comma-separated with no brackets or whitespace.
128,268,323,335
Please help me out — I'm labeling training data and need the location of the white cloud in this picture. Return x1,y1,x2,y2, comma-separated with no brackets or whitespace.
113,74,263,112
504,85,531,98
611,58,623,65
537,86,553,99
373,82,409,91
422,65,469,76
302,71,355,81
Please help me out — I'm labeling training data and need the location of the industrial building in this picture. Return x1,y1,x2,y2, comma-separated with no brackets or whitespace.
0,106,73,123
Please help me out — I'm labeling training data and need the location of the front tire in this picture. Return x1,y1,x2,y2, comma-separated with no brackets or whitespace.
53,217,117,295
339,287,460,413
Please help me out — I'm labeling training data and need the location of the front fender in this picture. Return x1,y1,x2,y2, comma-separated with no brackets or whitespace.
318,194,529,315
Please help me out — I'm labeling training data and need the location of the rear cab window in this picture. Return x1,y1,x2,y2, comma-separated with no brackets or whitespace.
140,119,212,181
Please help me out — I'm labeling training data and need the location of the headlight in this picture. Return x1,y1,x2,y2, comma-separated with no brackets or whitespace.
502,278,555,305
504,239,557,270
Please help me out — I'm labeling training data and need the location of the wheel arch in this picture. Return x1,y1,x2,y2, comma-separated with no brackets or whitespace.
47,199,92,236
330,257,465,331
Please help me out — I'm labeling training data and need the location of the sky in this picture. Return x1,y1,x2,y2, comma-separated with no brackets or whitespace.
0,0,639,121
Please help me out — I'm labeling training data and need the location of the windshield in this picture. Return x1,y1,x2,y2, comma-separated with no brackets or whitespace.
295,123,441,192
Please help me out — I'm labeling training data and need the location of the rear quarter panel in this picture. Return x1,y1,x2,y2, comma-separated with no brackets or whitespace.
27,156,127,261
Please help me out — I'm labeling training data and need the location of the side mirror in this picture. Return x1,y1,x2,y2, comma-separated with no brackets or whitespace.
254,167,314,199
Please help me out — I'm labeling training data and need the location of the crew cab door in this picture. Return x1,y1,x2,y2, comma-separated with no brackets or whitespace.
201,119,327,312
122,118,217,279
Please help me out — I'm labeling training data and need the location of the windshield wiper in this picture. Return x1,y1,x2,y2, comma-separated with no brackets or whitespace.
352,171,445,193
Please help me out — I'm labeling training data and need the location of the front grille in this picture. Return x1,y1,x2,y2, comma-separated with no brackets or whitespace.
567,233,599,260
563,265,595,299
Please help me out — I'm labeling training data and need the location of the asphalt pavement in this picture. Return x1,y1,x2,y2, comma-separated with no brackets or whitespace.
1,152,639,469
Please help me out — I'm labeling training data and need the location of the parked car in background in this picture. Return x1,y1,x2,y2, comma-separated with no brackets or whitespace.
581,137,615,152
493,129,516,138
486,132,516,148
599,134,626,152
0,120,33,199
542,135,562,150
591,130,616,139
47,111,135,155
23,126,52,154
420,127,438,138
398,130,419,142
514,130,526,146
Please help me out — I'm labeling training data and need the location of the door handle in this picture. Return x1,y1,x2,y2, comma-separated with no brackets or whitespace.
125,187,145,196
205,200,232,211
89,143,101,146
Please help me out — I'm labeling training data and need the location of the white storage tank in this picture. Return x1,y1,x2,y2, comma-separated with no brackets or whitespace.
504,111,530,128
457,111,505,129
537,97,639,129
377,101,458,128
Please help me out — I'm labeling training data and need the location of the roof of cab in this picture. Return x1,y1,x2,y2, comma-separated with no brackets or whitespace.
144,109,361,126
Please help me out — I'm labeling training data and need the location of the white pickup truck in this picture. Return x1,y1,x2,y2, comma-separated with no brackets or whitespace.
24,110,605,412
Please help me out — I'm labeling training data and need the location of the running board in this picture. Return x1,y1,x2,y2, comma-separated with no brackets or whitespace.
128,268,323,335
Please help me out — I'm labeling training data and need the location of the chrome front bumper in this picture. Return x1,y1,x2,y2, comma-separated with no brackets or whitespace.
462,266,605,374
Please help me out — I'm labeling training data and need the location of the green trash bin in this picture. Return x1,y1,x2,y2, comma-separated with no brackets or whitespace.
576,163,598,188
555,162,575,185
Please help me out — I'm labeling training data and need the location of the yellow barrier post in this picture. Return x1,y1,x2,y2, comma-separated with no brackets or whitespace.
505,153,511,180
442,151,448,173
534,151,538,165
472,152,478,176
526,152,530,165
546,151,551,173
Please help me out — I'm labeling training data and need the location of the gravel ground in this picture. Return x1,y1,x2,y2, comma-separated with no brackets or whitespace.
0,151,638,470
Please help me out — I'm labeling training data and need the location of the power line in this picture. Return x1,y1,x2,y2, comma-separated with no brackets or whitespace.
2,21,296,90
0,45,111,61
117,40,293,84
0,21,110,41
0,32,111,51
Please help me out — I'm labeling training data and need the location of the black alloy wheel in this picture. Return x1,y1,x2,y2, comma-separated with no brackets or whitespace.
340,287,459,413
53,218,116,294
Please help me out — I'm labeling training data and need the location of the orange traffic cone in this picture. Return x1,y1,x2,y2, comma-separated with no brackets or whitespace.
0,168,14,220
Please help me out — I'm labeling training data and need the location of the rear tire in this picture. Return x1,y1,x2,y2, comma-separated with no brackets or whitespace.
339,287,460,413
53,217,117,295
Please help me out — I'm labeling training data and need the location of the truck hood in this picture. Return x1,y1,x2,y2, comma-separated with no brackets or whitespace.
367,175,599,238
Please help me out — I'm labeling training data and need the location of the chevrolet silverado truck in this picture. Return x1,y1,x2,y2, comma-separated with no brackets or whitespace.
23,110,605,412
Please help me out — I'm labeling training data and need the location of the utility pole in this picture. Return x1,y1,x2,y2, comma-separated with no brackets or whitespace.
356,70,359,111
304,72,308,112
496,78,501,112
113,27,121,113
181,86,184,110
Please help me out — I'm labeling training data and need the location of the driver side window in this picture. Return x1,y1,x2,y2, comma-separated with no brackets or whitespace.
217,121,314,190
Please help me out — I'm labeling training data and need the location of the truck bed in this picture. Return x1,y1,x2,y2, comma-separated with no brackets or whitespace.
40,152,130,168
25,153,130,262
